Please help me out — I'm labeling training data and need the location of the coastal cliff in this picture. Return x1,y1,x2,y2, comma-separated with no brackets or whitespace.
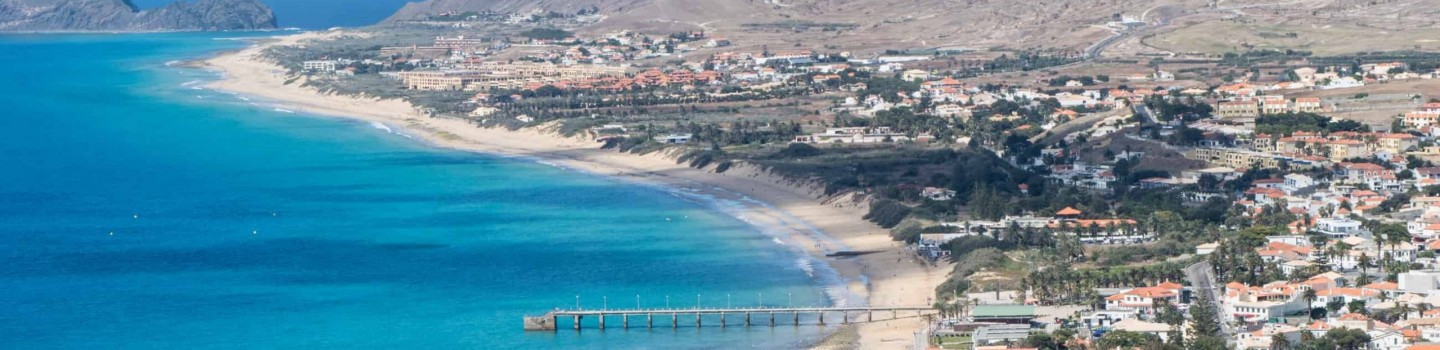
0,0,277,31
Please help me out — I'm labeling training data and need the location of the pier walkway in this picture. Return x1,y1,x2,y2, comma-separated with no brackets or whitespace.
523,306,937,331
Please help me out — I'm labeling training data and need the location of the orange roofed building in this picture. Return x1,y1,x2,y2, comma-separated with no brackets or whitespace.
1105,282,1184,314
1047,207,1147,244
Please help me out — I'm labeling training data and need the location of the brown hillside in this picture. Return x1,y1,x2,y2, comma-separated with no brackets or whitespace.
385,0,1440,53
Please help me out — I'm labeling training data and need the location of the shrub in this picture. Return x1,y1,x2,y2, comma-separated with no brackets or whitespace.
867,199,912,229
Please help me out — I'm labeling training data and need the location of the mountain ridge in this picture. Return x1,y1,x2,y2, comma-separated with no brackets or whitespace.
0,0,278,31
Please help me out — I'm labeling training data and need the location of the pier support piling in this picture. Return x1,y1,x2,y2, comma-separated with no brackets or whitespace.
744,312,750,326
842,312,848,324
598,313,605,330
574,315,582,330
793,312,799,326
769,312,775,327
647,313,653,328
720,312,725,327
672,313,678,328
696,313,702,327
818,312,825,325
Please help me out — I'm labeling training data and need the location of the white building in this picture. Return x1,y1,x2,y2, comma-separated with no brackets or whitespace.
1283,174,1315,193
302,60,337,72
1316,217,1367,238
1398,270,1440,295
1111,319,1175,342
922,187,957,201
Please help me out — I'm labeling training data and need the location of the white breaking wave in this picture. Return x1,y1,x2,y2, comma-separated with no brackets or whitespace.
370,121,394,133
796,258,814,278
273,108,295,114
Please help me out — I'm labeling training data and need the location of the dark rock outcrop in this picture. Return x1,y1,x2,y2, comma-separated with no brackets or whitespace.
0,0,277,31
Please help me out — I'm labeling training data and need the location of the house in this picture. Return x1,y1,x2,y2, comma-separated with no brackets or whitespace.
1237,324,1304,350
1224,281,1311,322
1337,162,1391,184
922,187,957,201
1283,174,1315,193
1363,281,1402,299
1104,282,1184,314
1260,96,1289,115
804,127,919,144
1371,330,1409,350
1294,97,1323,113
901,69,930,81
1293,67,1318,83
1111,318,1175,342
302,60,337,72
1256,241,1315,263
1316,217,1366,238
1197,242,1220,255
1313,288,1381,309
1081,310,1141,328
656,134,693,144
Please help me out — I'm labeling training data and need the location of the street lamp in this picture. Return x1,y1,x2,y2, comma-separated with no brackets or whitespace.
636,294,641,309
603,296,608,310
575,295,580,310
727,293,731,309
758,293,763,308
696,294,700,310
788,293,792,308
666,295,670,309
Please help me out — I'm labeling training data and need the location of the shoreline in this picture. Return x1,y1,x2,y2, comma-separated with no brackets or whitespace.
199,30,942,349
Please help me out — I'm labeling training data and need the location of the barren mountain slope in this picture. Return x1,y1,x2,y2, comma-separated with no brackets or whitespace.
0,0,277,31
386,0,1210,51
385,0,1440,52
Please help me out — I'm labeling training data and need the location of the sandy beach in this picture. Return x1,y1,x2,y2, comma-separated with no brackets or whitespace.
202,30,944,349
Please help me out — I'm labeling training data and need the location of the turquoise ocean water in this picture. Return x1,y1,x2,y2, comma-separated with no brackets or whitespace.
0,33,834,348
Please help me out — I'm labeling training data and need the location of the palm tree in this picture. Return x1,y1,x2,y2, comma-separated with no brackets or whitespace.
1271,332,1293,350
1303,289,1319,319
1358,253,1373,286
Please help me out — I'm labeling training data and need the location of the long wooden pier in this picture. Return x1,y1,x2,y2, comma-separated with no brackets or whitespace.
523,306,937,331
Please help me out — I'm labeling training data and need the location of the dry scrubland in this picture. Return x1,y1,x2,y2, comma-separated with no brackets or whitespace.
1147,20,1440,56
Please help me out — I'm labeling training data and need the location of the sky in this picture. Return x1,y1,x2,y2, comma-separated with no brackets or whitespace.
132,0,417,28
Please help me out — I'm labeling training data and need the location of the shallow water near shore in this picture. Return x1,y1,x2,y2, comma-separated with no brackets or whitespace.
0,32,835,349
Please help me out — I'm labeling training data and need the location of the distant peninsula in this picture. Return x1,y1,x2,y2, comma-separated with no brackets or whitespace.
0,0,277,32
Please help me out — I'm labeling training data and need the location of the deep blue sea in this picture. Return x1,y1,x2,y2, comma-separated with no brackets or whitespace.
0,33,833,348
